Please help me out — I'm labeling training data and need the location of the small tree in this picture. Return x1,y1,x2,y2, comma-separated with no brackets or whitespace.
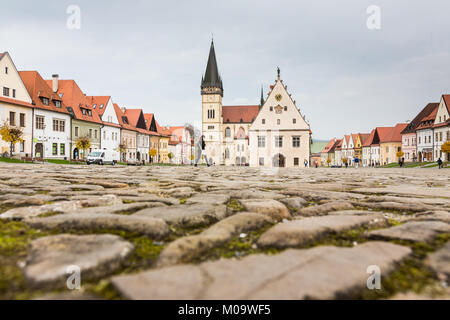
342,157,348,164
168,152,174,163
396,151,404,159
326,158,331,166
149,148,157,163
441,141,450,161
0,121,23,157
75,136,91,160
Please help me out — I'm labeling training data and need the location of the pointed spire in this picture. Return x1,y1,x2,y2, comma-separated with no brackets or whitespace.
260,85,264,107
277,66,281,80
201,39,223,96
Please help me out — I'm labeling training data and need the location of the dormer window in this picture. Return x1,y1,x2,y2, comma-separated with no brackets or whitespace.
81,108,87,115
54,100,61,108
99,104,104,109
122,116,129,124
93,104,97,109
87,110,92,116
41,97,49,106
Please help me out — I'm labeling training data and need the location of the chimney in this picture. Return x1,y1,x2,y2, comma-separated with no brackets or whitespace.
52,74,59,92
121,107,126,113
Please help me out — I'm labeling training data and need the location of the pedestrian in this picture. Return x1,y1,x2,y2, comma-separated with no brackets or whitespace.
194,135,210,167
354,157,359,168
437,157,443,169
304,159,308,167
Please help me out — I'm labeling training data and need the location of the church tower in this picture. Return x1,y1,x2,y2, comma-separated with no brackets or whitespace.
201,40,224,165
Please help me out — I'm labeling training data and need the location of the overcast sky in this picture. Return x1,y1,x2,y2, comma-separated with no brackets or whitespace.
2,0,450,140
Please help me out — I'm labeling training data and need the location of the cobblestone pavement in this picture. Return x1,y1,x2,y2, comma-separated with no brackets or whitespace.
0,163,449,300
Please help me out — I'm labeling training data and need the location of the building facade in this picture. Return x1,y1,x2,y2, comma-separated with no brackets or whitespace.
0,52,33,157
200,41,310,167
433,95,450,161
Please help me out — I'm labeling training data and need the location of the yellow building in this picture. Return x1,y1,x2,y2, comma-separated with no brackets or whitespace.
379,123,408,165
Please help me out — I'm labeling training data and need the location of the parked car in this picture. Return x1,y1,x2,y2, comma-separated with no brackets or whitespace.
126,158,141,166
86,149,119,165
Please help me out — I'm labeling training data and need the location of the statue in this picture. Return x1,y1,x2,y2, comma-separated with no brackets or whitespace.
277,66,280,77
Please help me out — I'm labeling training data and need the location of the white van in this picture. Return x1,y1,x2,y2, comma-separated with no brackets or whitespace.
86,149,119,165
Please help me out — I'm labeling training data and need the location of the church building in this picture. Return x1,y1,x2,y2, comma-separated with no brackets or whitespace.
201,40,311,167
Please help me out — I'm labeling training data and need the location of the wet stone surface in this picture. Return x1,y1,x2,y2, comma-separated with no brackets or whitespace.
0,163,449,300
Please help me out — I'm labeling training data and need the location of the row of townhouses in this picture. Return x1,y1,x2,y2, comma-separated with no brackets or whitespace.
0,52,193,164
319,95,450,166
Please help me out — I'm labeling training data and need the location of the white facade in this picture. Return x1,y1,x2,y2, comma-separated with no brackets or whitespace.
416,128,434,161
249,76,310,168
370,146,380,166
32,108,71,159
100,99,121,154
137,132,150,163
433,96,450,161
362,146,371,167
0,52,33,157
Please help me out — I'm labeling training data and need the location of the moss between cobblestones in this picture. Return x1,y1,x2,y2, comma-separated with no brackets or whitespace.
226,198,245,212
357,233,450,299
191,224,277,263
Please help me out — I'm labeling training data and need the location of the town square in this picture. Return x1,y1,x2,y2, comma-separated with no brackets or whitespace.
1,0,450,306
0,162,449,300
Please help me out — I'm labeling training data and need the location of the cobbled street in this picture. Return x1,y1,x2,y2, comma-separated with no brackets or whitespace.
0,163,449,300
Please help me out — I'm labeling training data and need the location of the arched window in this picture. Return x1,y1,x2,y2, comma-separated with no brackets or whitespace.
225,127,231,138
225,148,230,159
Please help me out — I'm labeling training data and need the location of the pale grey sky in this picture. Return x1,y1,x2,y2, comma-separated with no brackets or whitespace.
1,0,450,140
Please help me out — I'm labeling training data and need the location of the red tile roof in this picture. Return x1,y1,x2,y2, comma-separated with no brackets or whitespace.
0,96,33,108
359,133,371,146
46,79,102,124
20,71,69,115
362,129,375,147
416,103,439,130
322,139,336,153
113,103,136,132
443,95,450,114
222,105,260,123
382,123,408,143
86,96,110,116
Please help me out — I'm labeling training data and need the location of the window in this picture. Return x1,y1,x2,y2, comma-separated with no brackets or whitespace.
293,118,296,124
36,116,44,129
385,147,389,153
207,109,215,119
270,107,273,111
55,100,61,108
103,131,106,140
9,112,15,126
81,108,87,115
439,132,443,141
20,141,24,152
208,125,214,130
259,157,264,166
20,113,25,127
12,89,16,98
75,127,79,137
60,143,65,156
284,106,287,111
275,136,283,148
5,67,8,74
225,148,230,159
41,97,49,105
93,104,97,109
262,119,265,124
94,130,98,139
89,129,92,138
258,136,266,148
52,143,58,155
294,157,299,166
225,127,231,137
87,110,92,116
53,119,65,132
292,136,300,148
277,119,280,125
436,133,439,141
3,87,10,97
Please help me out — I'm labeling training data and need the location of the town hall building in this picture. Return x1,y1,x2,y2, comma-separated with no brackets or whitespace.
201,41,311,167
